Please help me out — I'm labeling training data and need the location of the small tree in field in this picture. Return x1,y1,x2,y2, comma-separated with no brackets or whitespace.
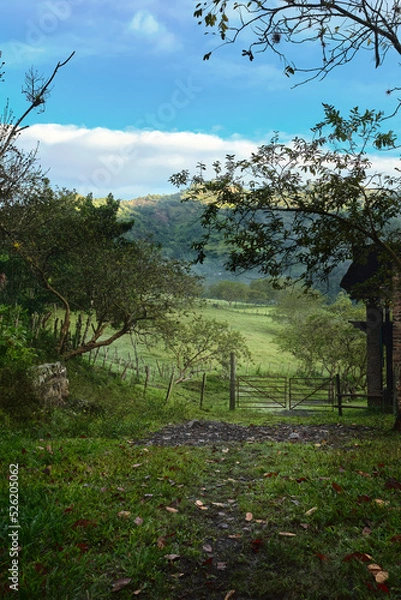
158,315,251,382
274,293,366,389
208,280,250,304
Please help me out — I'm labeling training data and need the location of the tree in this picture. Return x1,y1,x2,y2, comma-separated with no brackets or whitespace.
0,189,201,360
248,278,278,304
158,314,251,382
171,105,401,428
0,53,75,207
195,0,401,83
208,280,250,304
274,293,366,389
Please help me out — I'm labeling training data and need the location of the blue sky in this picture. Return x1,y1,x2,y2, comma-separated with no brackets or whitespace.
1,0,399,198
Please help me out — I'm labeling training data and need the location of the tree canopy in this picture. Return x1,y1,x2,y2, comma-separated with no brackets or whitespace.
171,104,400,296
0,189,201,360
195,0,401,83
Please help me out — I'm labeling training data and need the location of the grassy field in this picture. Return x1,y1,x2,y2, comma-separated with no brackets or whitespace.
89,301,299,384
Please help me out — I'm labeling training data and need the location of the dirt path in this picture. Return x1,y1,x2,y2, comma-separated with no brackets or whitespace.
132,419,376,449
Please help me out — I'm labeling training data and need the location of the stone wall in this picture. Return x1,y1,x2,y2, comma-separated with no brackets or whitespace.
33,362,69,409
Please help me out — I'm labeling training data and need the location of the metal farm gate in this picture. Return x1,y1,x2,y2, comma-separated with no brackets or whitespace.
235,375,334,410
236,375,287,409
288,377,334,409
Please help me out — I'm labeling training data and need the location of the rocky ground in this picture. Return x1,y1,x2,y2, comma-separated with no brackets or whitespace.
132,419,376,449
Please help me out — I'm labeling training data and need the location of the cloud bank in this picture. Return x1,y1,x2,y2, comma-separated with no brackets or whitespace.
18,123,401,199
19,123,260,198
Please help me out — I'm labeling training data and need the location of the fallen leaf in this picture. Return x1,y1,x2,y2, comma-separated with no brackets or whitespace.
132,463,143,468
166,507,179,513
264,472,278,478
157,536,166,549
342,552,372,563
111,577,132,592
34,563,47,575
203,544,213,553
118,510,131,518
211,502,227,508
357,495,371,504
305,506,318,516
224,591,236,600
315,553,329,561
375,571,389,584
385,478,401,490
116,486,125,493
228,534,242,539
71,519,97,529
245,512,253,522
374,499,389,506
195,500,208,510
332,482,343,493
390,534,401,543
46,445,53,454
250,538,263,553
222,448,229,453
164,554,180,561
63,505,74,514
134,516,144,526
356,470,370,477
368,564,389,583
217,562,227,570
278,532,296,537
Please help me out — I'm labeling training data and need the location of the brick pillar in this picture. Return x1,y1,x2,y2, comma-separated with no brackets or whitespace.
392,276,401,429
366,303,383,407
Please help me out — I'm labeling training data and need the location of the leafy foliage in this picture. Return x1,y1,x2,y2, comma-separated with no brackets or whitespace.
0,189,201,360
157,314,251,382
171,105,401,295
273,293,367,388
0,304,42,420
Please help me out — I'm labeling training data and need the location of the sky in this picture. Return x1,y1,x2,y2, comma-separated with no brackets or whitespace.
1,0,400,199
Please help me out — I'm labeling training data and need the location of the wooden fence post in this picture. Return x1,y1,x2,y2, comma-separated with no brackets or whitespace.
165,367,175,403
200,372,207,409
230,353,236,411
335,374,343,417
143,365,150,397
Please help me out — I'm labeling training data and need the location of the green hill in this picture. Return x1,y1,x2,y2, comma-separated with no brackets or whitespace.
117,192,346,296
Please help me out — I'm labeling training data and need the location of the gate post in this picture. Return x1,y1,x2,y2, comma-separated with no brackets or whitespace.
335,374,343,417
230,352,236,410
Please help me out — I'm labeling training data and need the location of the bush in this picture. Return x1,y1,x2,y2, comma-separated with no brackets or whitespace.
0,305,42,421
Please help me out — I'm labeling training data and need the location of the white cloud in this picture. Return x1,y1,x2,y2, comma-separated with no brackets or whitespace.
128,9,182,53
130,10,160,35
18,123,261,198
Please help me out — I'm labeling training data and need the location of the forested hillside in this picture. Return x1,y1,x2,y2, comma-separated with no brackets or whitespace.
118,193,347,296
